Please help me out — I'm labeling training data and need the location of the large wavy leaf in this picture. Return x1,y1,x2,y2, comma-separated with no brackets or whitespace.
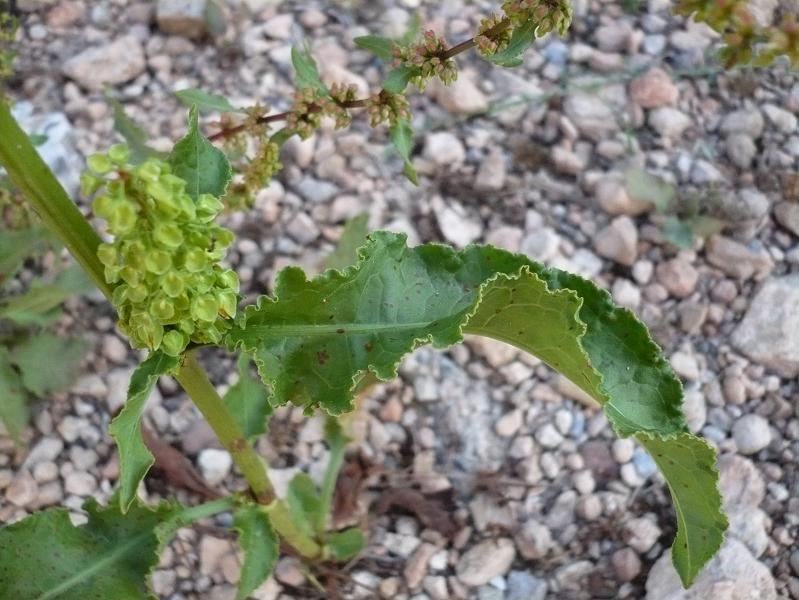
227,231,726,585
0,498,175,600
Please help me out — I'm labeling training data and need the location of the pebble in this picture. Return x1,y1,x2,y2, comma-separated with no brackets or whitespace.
594,216,638,266
629,67,679,108
732,414,772,455
655,257,698,298
597,176,652,216
156,0,207,38
423,132,465,166
705,235,773,281
623,517,662,553
64,471,97,496
613,548,642,582
197,449,233,486
515,520,553,560
648,107,692,139
535,423,564,449
430,71,488,115
506,571,547,600
62,35,146,90
6,471,38,507
455,539,516,587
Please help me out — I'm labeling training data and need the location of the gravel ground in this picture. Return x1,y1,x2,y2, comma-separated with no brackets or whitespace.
2,0,799,599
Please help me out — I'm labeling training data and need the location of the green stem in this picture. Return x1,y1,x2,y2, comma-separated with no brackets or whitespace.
176,351,274,504
319,417,347,527
0,100,112,298
0,98,277,507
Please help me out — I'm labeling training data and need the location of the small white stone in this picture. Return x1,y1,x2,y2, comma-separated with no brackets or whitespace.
495,410,523,438
732,414,772,455
64,471,97,496
535,424,564,449
455,538,516,587
198,448,233,486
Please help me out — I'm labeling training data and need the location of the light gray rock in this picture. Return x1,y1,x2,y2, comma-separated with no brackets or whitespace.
435,201,481,247
645,539,776,600
62,35,146,90
423,132,465,166
656,257,698,298
629,67,679,108
515,520,553,560
594,216,638,266
157,0,207,38
455,538,516,587
719,454,770,558
732,414,772,455
762,103,797,134
774,202,799,237
198,448,233,486
475,148,506,192
732,276,799,376
726,133,757,169
506,571,547,600
720,109,765,139
649,107,692,139
623,517,662,553
564,90,622,140
430,71,489,115
705,236,773,280
597,175,653,216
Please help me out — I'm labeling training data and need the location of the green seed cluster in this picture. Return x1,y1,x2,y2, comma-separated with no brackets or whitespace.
393,30,458,90
243,140,282,194
287,86,354,140
676,0,799,67
82,145,239,357
502,0,573,36
367,91,411,127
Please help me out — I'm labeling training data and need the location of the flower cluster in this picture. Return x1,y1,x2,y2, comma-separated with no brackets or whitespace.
287,86,356,139
393,30,458,90
367,90,411,127
83,145,239,356
476,13,513,56
502,0,573,36
677,0,799,67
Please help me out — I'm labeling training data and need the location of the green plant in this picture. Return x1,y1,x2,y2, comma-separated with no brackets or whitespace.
1,1,792,596
0,179,91,442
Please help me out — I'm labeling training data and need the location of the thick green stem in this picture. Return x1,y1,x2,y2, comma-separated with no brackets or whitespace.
176,352,274,504
0,98,277,507
0,100,112,298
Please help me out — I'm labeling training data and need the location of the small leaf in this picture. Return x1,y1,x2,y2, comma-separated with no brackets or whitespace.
0,349,29,442
270,127,294,146
0,266,93,325
484,19,537,67
0,227,50,279
382,65,418,94
286,472,324,538
663,217,694,249
399,12,423,45
203,0,227,37
233,503,279,600
389,118,418,185
325,527,365,561
28,133,48,146
0,497,177,600
105,95,161,164
291,44,328,94
324,213,370,271
354,35,394,62
624,168,675,211
175,88,243,114
109,351,181,512
12,334,88,397
168,105,232,200
224,353,271,439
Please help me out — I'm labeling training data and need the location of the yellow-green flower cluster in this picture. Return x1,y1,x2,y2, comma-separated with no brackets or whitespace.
502,0,573,36
82,145,239,356
366,91,411,127
393,30,458,90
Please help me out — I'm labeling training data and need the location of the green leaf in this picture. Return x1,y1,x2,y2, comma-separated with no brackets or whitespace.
324,213,370,271
0,348,29,442
382,65,419,94
624,168,675,212
203,0,227,37
325,527,365,561
12,334,88,397
638,432,728,586
175,88,243,114
105,95,161,164
662,217,694,249
233,504,279,600
0,497,176,600
0,227,50,279
286,472,324,538
399,12,423,46
224,353,271,439
226,231,726,583
1,266,93,325
389,118,418,185
354,35,394,62
109,352,180,512
484,19,537,68
319,417,348,524
28,133,48,146
291,44,328,95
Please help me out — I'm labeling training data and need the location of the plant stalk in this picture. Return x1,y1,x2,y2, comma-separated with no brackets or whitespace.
0,98,277,506
176,352,274,504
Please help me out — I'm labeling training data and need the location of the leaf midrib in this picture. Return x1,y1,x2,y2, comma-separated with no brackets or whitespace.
36,529,151,600
236,319,443,338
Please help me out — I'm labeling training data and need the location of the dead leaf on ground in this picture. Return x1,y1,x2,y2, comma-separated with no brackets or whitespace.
376,487,458,538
